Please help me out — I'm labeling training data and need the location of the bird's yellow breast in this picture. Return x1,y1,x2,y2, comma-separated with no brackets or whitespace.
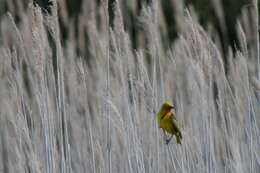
157,112,176,135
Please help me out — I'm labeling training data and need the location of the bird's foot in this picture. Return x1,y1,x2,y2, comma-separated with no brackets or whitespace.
165,139,170,145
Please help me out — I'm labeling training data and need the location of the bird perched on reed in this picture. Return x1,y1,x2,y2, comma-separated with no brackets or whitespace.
157,102,182,144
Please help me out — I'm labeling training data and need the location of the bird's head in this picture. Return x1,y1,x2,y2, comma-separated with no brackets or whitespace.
160,102,175,113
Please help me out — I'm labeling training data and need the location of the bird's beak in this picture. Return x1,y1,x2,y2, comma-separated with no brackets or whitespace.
170,106,174,109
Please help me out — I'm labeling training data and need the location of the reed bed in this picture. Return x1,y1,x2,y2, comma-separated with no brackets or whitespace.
0,0,259,173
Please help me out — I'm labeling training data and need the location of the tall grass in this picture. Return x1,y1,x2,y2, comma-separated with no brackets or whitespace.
0,0,259,173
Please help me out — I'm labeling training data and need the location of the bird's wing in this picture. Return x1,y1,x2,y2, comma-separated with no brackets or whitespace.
172,119,181,131
171,111,177,120
170,113,182,134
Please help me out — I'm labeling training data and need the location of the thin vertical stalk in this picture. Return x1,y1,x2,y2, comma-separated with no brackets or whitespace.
255,0,259,83
167,146,177,173
102,1,111,173
51,1,71,172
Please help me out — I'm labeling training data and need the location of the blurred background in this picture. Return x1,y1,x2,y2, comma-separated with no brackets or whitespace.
0,0,259,173
0,0,259,58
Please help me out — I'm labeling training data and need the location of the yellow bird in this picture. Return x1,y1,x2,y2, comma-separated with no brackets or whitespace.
157,102,182,144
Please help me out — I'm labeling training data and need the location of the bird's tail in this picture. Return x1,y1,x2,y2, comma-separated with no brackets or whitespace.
176,133,182,144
